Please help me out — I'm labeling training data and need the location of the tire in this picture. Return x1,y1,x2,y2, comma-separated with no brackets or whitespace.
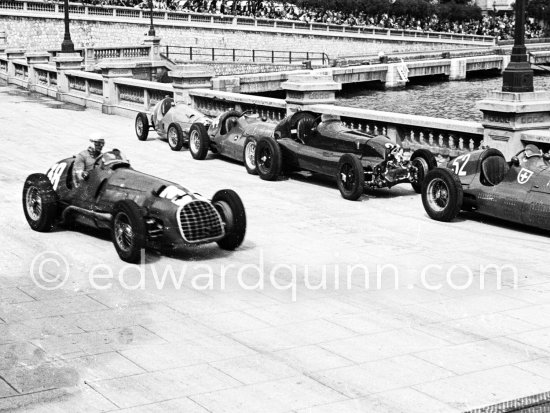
410,148,437,193
189,123,210,160
135,112,149,141
111,200,146,263
255,137,282,181
22,173,59,232
243,137,258,175
167,123,185,151
212,189,246,250
421,168,463,222
336,154,365,201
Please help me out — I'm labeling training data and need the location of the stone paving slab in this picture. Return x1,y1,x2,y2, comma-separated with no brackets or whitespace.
2,85,550,412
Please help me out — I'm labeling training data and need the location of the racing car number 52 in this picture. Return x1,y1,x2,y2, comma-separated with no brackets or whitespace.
452,154,470,176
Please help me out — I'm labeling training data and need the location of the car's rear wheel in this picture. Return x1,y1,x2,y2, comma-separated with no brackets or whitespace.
111,200,146,263
255,137,282,181
243,138,258,175
422,168,463,222
189,123,210,160
410,149,437,193
22,173,59,232
212,190,246,250
167,123,185,151
337,154,364,201
135,113,149,141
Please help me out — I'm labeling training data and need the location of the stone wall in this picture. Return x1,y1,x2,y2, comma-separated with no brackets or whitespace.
1,16,471,57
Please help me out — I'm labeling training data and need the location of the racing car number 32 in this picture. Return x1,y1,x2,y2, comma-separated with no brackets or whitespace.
452,154,471,176
47,162,67,190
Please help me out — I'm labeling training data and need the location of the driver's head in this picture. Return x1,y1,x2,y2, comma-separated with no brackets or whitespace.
89,132,105,155
525,144,542,158
321,114,340,123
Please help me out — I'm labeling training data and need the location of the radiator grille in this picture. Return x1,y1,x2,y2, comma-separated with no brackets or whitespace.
178,201,224,243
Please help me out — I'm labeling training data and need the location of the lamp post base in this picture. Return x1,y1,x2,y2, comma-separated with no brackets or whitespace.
502,61,534,93
61,38,75,54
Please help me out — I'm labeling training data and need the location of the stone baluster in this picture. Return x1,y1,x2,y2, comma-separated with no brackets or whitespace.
26,52,50,92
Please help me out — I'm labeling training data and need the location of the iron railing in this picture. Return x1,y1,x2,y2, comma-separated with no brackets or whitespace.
162,45,329,65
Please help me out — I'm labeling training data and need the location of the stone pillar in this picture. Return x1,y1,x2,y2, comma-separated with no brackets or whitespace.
170,64,214,104
281,73,341,115
53,53,83,99
99,64,133,115
142,35,161,61
449,58,467,81
26,52,50,91
6,49,25,81
477,91,550,159
384,63,407,89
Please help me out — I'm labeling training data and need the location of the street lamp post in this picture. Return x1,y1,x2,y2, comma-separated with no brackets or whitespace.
502,0,533,92
60,0,75,53
148,0,156,36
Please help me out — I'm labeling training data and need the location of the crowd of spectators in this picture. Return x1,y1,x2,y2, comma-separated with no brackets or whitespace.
79,0,547,40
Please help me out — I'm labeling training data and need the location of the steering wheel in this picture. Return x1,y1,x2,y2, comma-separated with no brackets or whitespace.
239,109,255,118
93,154,104,168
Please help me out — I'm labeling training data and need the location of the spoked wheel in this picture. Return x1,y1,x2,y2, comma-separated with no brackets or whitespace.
243,138,258,175
255,137,282,181
111,200,146,263
212,189,246,250
410,149,437,193
422,168,463,222
22,173,59,232
336,154,365,201
167,123,185,151
189,123,210,160
135,113,149,141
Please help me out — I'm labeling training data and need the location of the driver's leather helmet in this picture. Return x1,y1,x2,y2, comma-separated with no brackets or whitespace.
525,144,542,158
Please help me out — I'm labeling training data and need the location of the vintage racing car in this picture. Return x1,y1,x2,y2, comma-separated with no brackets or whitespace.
421,144,550,230
188,110,275,174
135,97,211,151
254,111,437,200
23,150,247,262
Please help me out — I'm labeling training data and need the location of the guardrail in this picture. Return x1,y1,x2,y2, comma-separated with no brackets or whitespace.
0,0,496,45
163,45,329,65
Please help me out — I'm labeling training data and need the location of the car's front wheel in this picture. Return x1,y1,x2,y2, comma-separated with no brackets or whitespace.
336,154,365,201
111,200,146,263
212,190,246,250
410,148,437,193
243,138,258,175
422,168,463,222
135,113,149,141
22,173,59,232
167,123,185,151
189,123,210,160
255,137,282,181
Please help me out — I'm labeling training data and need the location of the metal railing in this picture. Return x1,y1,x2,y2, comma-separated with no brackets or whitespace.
0,0,496,45
162,45,329,65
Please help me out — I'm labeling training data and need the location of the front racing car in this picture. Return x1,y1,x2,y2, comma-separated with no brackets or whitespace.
22,150,246,263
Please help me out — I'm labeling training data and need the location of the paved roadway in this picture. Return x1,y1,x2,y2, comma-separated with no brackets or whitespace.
1,84,550,412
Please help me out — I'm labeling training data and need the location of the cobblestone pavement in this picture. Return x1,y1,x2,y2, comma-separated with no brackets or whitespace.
1,84,550,412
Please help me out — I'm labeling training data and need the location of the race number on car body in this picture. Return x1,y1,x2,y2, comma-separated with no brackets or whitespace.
46,162,67,190
452,154,471,176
